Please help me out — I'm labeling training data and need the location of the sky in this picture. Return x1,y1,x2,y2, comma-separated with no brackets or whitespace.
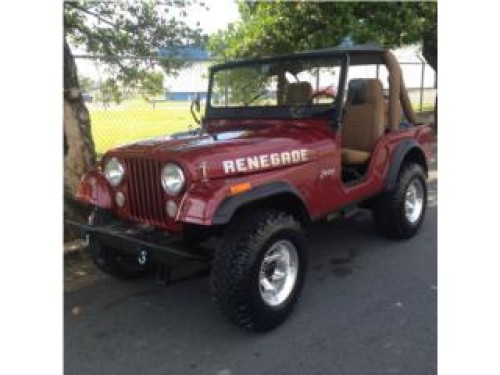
190,0,241,34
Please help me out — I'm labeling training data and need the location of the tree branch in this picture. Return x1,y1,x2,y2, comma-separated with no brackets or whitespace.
66,2,117,29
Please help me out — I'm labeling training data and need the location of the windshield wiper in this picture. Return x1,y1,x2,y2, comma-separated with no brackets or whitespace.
243,89,269,106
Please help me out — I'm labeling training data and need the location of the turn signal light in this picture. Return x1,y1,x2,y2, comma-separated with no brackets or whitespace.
229,182,252,196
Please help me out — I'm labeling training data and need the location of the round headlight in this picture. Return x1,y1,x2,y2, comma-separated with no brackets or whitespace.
104,157,124,187
161,163,185,195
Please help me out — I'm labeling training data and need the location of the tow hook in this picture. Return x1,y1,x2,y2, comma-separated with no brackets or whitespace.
137,249,148,265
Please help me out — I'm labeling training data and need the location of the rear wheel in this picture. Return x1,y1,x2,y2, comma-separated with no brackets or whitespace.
373,163,427,239
211,209,307,332
87,209,154,279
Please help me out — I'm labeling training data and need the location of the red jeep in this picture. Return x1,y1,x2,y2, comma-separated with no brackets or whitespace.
73,45,434,332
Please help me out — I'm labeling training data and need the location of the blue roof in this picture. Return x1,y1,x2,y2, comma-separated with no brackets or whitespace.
157,45,211,61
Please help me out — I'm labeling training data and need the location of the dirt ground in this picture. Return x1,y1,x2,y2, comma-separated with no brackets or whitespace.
64,250,105,293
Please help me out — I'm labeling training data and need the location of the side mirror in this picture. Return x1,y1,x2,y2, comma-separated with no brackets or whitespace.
190,93,201,125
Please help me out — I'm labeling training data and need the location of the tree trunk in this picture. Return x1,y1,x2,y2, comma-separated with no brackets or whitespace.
64,38,96,241
422,25,437,131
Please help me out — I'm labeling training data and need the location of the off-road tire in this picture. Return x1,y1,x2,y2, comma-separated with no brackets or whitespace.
88,209,154,279
372,163,427,239
211,209,307,332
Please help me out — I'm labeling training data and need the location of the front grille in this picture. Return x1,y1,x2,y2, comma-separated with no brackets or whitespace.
123,158,166,225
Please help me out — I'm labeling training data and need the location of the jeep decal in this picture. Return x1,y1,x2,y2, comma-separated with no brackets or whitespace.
223,149,309,174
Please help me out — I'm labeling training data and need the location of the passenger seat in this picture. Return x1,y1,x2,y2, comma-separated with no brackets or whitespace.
341,79,385,165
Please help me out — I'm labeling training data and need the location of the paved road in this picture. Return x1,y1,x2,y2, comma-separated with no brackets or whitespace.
65,180,437,375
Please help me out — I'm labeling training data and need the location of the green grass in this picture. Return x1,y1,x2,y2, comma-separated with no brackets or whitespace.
416,103,435,112
90,98,435,155
90,99,194,154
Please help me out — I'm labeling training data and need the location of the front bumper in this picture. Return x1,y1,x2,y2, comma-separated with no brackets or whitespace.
66,219,211,264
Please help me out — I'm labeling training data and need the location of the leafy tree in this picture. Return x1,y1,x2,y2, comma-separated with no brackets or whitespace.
63,0,207,239
99,78,122,106
140,71,164,101
210,2,436,71
78,75,95,93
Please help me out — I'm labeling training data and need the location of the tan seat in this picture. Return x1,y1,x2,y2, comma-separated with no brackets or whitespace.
285,82,313,105
341,79,385,165
342,149,371,164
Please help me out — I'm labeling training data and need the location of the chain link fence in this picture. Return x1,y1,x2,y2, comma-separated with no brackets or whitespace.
75,56,436,157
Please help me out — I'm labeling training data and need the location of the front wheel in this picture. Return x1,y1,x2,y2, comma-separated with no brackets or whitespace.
372,163,428,239
211,209,307,332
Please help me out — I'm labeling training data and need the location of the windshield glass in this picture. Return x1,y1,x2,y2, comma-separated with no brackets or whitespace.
207,56,343,118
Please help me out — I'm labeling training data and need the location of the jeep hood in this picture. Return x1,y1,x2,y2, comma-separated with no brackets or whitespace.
107,124,324,180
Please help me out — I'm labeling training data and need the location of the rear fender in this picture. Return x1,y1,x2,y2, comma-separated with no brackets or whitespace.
385,140,428,191
76,170,113,209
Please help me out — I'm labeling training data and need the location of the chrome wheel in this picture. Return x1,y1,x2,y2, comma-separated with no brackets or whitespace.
405,178,424,224
258,240,299,307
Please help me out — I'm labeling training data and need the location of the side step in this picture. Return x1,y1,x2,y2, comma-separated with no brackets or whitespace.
341,204,359,219
326,204,361,222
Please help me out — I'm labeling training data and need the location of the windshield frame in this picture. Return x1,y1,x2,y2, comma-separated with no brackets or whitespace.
205,51,349,121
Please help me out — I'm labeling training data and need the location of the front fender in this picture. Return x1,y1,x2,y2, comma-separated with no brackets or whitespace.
76,170,113,209
212,181,307,225
176,181,309,226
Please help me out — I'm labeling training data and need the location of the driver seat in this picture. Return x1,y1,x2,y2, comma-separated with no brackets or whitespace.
341,79,385,165
285,82,313,105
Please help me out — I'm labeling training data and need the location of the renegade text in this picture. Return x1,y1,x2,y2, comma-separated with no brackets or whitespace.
223,149,309,174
